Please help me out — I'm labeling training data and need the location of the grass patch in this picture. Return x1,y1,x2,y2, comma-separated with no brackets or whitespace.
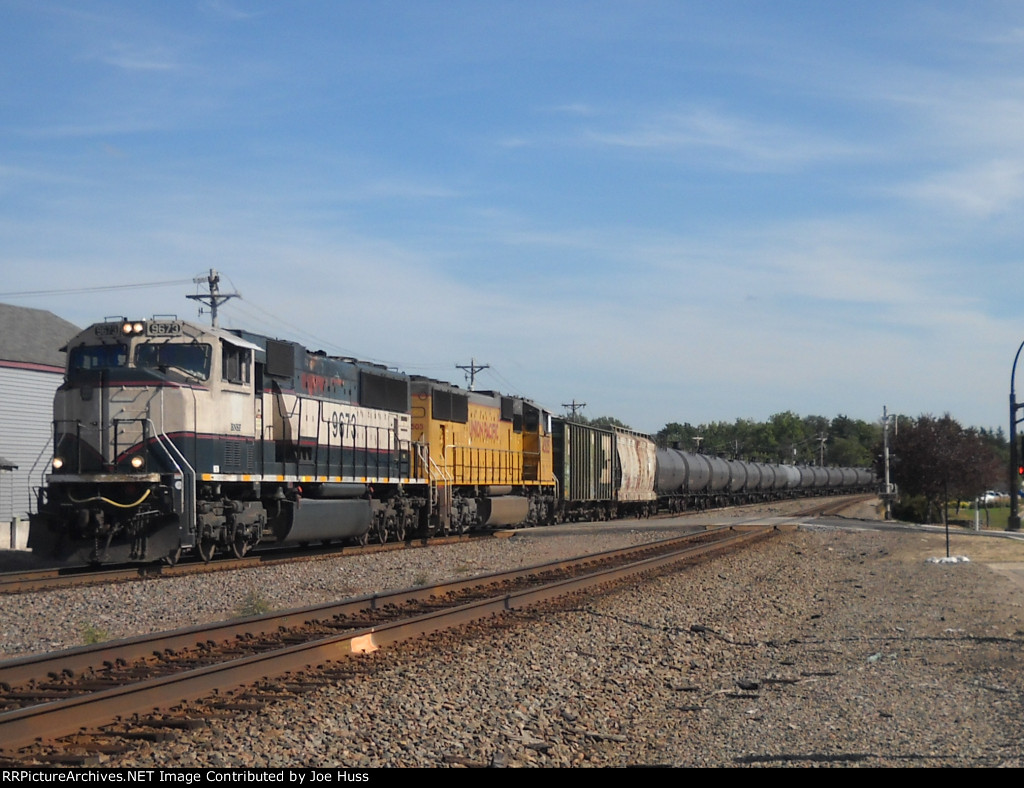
945,504,1012,530
235,590,273,618
80,622,109,645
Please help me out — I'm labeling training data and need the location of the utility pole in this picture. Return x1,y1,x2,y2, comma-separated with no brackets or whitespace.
562,400,587,421
456,358,489,391
1008,341,1024,532
187,269,238,328
881,406,897,521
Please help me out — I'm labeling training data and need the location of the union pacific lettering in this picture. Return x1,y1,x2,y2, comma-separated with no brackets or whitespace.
469,419,500,441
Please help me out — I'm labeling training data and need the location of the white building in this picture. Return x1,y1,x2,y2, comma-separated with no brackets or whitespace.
0,304,78,530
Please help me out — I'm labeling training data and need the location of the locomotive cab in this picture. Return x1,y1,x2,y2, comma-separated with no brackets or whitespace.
30,318,263,564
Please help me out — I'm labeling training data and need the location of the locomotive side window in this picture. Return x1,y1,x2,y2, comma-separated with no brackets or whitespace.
69,343,128,371
221,342,251,385
134,342,212,380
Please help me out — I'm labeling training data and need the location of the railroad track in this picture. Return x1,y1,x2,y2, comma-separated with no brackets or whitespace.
773,493,877,520
0,495,875,596
0,524,778,764
0,533,476,595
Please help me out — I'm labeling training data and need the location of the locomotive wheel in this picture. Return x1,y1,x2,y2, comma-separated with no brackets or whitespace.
392,515,407,543
197,538,216,563
372,515,388,544
231,534,249,559
163,545,182,566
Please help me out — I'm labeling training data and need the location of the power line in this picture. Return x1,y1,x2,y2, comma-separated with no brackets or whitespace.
0,279,194,298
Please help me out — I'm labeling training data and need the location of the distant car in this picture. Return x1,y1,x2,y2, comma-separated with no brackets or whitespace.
979,490,1009,506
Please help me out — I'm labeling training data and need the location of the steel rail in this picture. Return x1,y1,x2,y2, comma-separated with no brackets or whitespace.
0,534,477,595
0,526,774,753
0,527,738,688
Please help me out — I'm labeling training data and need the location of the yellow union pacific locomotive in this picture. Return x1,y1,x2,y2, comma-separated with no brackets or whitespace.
409,377,555,532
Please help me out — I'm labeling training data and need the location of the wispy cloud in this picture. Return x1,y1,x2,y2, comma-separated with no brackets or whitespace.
898,159,1024,217
200,0,270,23
584,106,864,171
97,42,182,72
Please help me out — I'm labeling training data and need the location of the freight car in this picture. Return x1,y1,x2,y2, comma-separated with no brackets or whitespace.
28,316,876,566
550,420,658,521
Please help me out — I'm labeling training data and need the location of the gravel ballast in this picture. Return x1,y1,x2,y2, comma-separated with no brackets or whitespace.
3,504,1024,768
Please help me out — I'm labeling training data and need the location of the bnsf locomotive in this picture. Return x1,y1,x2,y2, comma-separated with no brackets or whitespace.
28,317,875,565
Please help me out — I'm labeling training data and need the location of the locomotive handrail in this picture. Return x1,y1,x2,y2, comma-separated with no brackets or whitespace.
26,432,52,514
417,442,452,531
144,418,197,539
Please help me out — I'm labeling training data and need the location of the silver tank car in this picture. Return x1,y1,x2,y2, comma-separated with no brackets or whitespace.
655,446,875,511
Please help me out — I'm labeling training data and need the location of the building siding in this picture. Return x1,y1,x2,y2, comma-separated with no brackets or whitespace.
0,363,61,521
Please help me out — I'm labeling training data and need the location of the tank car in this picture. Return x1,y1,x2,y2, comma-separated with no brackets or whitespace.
655,448,732,510
29,317,429,564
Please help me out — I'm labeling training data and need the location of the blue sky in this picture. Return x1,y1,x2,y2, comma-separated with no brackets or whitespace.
2,1,1023,435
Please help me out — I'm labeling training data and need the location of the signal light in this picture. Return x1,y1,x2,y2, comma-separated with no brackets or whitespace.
1018,465,1024,476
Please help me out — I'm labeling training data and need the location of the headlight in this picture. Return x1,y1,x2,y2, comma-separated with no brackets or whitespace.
52,457,64,470
129,454,145,470
122,321,145,335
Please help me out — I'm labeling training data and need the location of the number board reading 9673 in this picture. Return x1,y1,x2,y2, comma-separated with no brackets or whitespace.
147,321,182,337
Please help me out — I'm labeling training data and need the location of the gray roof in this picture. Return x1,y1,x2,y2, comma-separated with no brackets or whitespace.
0,303,80,368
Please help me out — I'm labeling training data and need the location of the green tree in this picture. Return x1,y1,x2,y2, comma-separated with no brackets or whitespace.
886,414,1003,523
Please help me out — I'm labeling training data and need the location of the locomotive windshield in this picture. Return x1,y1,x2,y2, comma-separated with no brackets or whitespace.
134,341,212,380
69,343,128,371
